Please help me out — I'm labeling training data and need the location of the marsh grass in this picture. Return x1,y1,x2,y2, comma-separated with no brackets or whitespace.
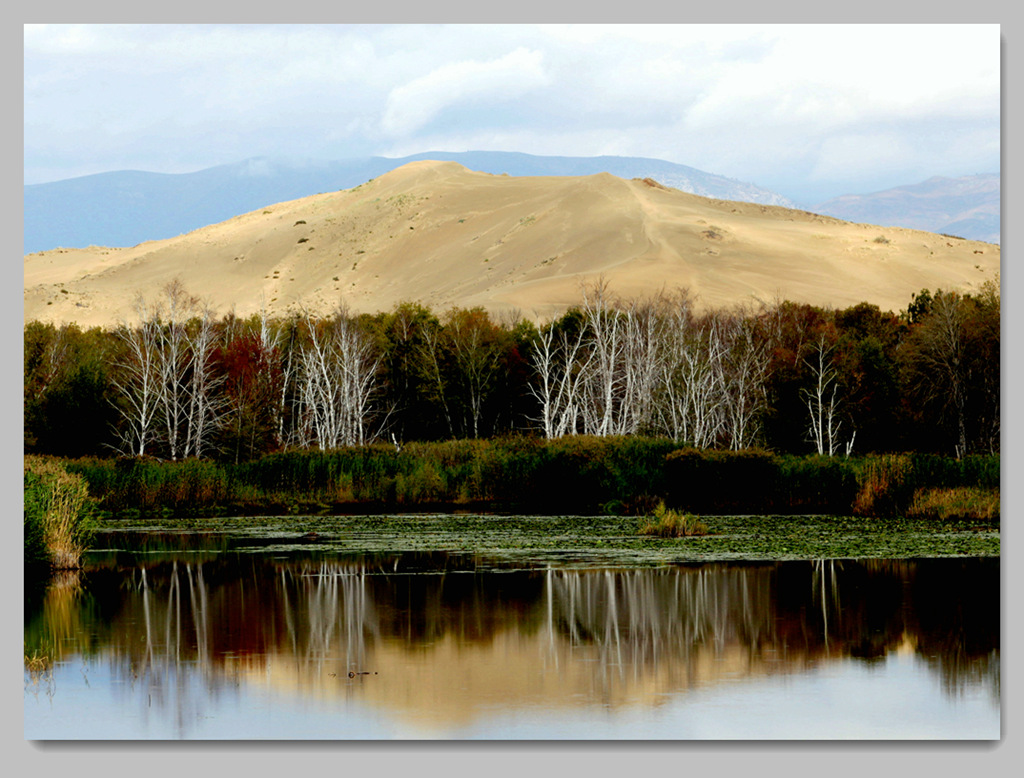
24,456,96,570
639,501,708,537
63,442,998,519
24,647,52,674
907,487,1000,521
851,454,999,518
853,455,914,517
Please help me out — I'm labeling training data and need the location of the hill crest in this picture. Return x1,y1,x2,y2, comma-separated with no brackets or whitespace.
24,161,1000,328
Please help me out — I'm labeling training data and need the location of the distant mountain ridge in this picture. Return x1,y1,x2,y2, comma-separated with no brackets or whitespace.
23,151,794,255
812,174,1000,244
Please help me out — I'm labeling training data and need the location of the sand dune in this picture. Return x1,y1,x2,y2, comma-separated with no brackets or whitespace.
23,160,1000,328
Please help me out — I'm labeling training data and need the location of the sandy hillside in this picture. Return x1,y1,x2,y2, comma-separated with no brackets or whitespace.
24,160,1000,328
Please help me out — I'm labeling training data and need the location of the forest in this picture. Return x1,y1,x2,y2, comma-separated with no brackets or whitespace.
24,278,1000,464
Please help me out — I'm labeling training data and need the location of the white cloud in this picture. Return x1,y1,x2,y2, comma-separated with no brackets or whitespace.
381,47,549,138
23,23,1001,201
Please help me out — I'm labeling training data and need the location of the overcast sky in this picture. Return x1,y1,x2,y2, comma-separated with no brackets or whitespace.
23,23,1001,204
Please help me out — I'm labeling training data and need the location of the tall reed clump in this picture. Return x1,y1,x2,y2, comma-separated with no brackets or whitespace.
852,455,915,517
638,500,708,537
24,456,96,570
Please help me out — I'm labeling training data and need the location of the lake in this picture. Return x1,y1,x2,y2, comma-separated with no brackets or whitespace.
24,517,1000,740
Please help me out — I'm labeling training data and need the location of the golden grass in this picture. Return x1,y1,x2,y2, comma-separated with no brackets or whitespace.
852,454,914,517
907,487,1000,521
639,501,709,538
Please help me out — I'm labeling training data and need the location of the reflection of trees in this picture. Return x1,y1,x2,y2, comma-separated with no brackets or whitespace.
544,566,775,668
26,555,1000,729
904,559,1000,702
772,559,910,662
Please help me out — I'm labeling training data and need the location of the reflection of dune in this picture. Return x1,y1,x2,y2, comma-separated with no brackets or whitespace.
248,630,818,734
240,566,830,732
26,556,999,734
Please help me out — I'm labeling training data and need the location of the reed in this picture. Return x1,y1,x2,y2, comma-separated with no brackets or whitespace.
24,456,96,570
907,487,1000,521
57,441,999,519
639,501,708,537
852,454,915,517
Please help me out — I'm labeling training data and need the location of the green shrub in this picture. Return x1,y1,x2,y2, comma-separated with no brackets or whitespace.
664,447,781,513
778,455,859,513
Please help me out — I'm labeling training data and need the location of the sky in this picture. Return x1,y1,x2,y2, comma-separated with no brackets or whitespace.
23,23,1001,205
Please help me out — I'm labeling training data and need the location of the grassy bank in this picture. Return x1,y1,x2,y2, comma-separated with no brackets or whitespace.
59,437,999,521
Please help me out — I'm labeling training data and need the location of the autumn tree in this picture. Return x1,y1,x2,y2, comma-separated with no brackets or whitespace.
832,303,905,452
215,327,282,462
24,322,117,456
900,284,1000,456
759,301,836,453
435,307,509,439
370,303,448,442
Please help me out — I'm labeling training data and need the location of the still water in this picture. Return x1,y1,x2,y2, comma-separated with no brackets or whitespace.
24,539,999,740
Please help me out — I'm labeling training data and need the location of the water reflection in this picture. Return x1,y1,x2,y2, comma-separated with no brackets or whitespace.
25,552,999,738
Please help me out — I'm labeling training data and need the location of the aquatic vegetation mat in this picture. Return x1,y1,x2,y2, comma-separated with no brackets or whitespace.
88,512,999,567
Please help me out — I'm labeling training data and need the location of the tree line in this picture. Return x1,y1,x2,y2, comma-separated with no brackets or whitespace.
24,277,1000,462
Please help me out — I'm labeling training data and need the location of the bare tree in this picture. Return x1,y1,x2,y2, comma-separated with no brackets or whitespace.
182,303,227,459
111,282,229,459
803,336,844,456
528,320,591,438
154,280,198,460
297,305,381,449
110,294,162,457
619,296,663,435
579,280,626,436
683,315,728,448
654,296,727,448
717,309,771,450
